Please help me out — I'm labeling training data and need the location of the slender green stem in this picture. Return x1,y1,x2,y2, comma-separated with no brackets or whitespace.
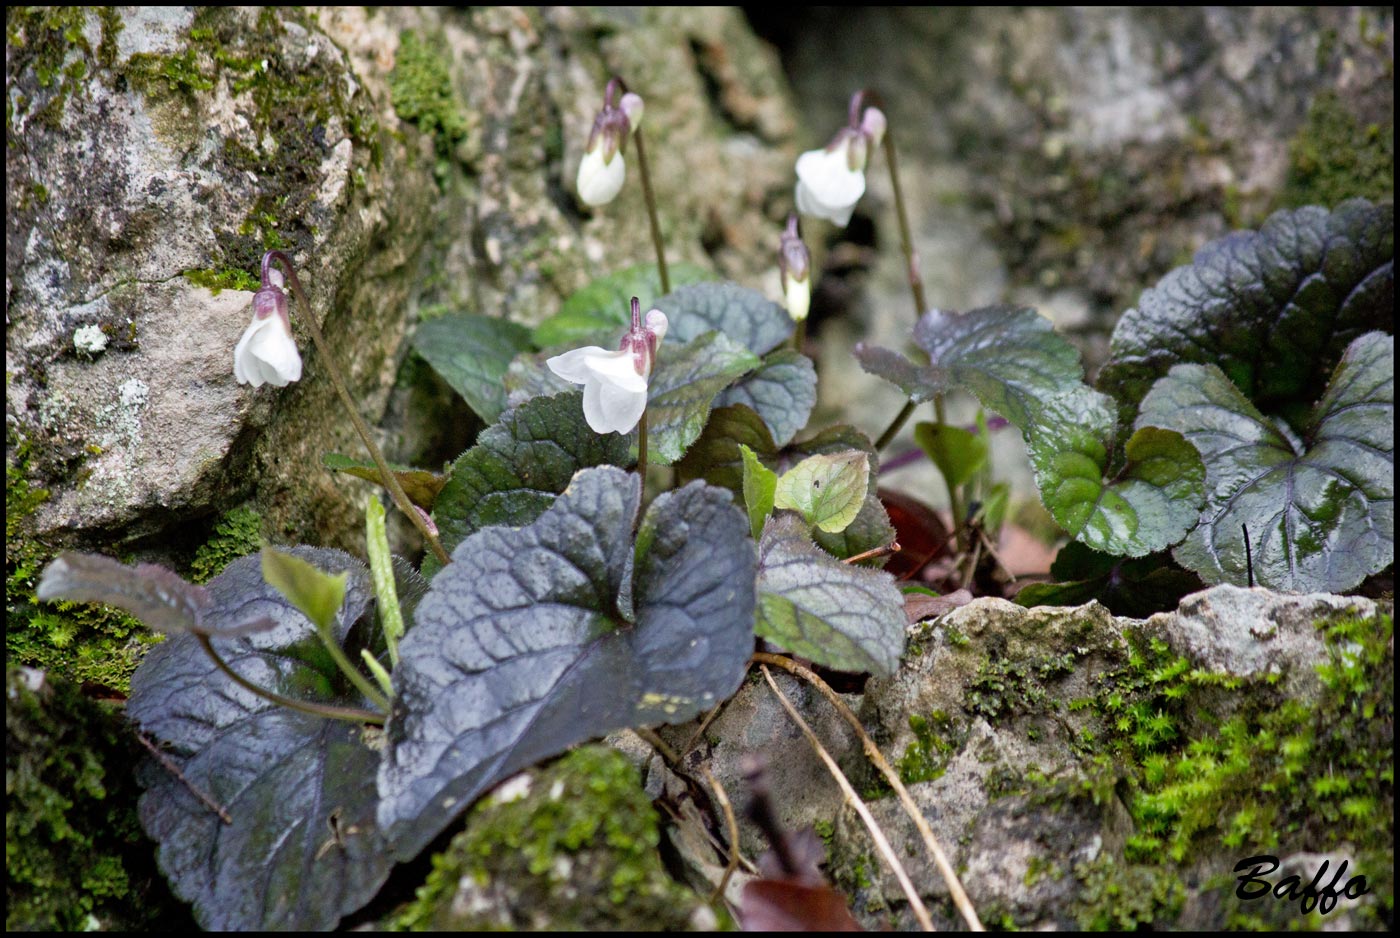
880,125,928,321
933,396,968,554
632,129,670,294
637,408,649,484
265,252,451,567
196,634,385,725
875,400,916,451
792,317,807,353
316,623,390,712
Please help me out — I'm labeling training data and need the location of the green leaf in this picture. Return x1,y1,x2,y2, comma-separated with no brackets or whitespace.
774,451,870,534
532,262,712,349
1100,199,1393,428
913,421,987,490
785,425,881,494
855,305,1084,429
125,549,392,930
1137,332,1394,593
377,466,756,860
322,453,447,511
674,404,780,494
261,547,348,632
431,392,631,566
755,515,905,675
1026,388,1206,557
658,281,794,356
811,493,898,565
365,498,404,665
413,313,534,423
715,348,817,446
740,443,778,540
1013,541,1204,618
646,331,761,465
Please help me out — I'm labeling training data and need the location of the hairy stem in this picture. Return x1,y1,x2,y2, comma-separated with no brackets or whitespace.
264,252,451,568
316,622,390,712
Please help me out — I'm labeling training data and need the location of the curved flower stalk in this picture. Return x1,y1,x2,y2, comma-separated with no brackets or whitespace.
239,251,451,567
794,99,886,227
233,267,302,387
547,297,667,437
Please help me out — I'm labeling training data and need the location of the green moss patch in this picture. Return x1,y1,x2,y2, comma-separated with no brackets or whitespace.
391,745,713,931
1281,91,1394,209
6,667,190,930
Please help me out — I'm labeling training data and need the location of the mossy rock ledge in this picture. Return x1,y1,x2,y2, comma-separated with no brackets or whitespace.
656,584,1393,931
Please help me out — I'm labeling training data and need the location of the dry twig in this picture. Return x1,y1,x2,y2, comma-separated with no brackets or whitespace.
759,665,936,931
753,653,984,930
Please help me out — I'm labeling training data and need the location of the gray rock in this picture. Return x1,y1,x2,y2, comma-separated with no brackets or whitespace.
6,6,799,557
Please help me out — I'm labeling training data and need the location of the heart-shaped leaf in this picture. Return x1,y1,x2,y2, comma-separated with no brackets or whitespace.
645,331,761,465
674,404,781,493
755,515,905,676
1100,199,1393,427
377,466,756,859
658,281,794,356
322,453,446,510
774,451,870,534
124,548,393,931
1026,388,1206,557
431,391,631,565
855,305,1084,429
413,313,534,423
715,348,817,446
532,262,713,349
1137,331,1394,592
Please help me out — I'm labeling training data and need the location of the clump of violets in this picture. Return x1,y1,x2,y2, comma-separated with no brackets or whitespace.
577,81,646,206
233,265,302,388
794,99,887,227
547,296,666,436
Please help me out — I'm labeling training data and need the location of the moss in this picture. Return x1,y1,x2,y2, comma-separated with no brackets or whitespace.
1280,91,1394,209
1057,612,1395,928
895,710,962,787
389,745,713,931
182,267,260,295
189,506,263,582
5,6,94,128
1073,853,1184,931
6,667,191,930
389,30,473,178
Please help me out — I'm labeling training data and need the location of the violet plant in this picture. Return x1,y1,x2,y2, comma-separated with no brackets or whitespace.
37,74,1393,930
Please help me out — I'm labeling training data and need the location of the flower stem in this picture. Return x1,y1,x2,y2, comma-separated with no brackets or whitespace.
637,408,649,484
196,633,385,725
263,252,451,568
792,316,807,353
315,622,391,712
632,128,670,294
856,92,969,555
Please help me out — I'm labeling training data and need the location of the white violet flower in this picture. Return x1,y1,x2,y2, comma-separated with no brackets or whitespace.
547,299,666,435
577,82,644,207
794,102,886,228
233,279,302,388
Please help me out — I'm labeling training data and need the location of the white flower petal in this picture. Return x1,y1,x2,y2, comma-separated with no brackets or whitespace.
577,148,627,206
582,348,647,392
794,146,866,227
785,276,811,322
234,313,301,387
584,378,647,435
547,346,612,384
